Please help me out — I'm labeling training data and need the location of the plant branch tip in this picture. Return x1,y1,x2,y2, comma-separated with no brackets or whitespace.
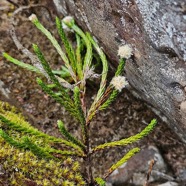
29,14,37,22
62,16,74,27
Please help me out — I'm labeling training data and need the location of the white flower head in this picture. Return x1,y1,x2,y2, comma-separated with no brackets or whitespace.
118,44,133,59
110,76,128,92
29,14,37,22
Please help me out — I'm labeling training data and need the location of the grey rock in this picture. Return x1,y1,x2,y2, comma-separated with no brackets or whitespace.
0,80,10,99
53,0,186,142
177,168,186,182
105,183,113,186
107,146,167,185
157,182,179,186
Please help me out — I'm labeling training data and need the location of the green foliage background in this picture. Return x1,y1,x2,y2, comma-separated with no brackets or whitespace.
0,101,85,186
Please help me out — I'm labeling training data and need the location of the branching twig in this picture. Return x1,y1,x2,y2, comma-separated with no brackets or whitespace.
6,0,19,7
8,5,73,89
9,3,52,19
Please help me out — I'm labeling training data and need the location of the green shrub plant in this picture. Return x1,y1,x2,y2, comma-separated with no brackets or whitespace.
1,14,157,185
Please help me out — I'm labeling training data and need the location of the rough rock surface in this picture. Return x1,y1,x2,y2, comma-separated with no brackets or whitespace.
157,182,179,186
107,146,168,185
53,0,186,142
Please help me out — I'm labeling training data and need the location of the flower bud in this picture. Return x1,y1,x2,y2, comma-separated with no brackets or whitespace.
62,16,75,28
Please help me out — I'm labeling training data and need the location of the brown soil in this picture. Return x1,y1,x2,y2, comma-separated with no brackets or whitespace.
0,0,186,185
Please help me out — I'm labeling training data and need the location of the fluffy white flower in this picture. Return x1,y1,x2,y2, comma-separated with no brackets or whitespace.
118,44,133,59
110,76,128,92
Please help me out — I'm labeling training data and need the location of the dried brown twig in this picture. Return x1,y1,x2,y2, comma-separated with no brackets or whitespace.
7,3,73,89
144,159,155,186
8,5,49,78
